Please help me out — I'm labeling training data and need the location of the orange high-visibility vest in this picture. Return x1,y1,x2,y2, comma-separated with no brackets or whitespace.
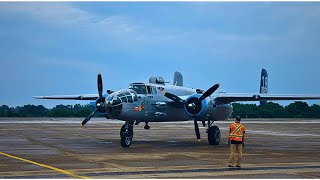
228,122,245,141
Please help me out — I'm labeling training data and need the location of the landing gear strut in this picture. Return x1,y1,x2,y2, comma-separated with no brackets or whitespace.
120,121,134,148
207,120,221,145
144,122,150,130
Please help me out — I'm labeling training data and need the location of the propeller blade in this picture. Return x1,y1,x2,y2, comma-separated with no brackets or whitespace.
162,92,185,103
199,83,220,101
194,120,200,139
81,109,98,126
98,73,103,97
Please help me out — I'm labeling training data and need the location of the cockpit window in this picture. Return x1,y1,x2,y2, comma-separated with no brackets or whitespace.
120,96,127,103
123,91,131,96
128,89,138,101
112,97,121,105
146,86,152,94
146,85,156,94
127,95,133,102
113,89,138,103
128,84,147,94
107,95,115,101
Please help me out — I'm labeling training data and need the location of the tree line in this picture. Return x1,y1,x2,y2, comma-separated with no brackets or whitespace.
0,101,320,118
0,104,94,117
231,101,320,118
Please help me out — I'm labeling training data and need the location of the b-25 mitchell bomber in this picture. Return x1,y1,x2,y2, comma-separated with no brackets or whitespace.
35,69,320,148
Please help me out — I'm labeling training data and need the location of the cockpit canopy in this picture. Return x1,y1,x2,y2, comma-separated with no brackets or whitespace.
128,83,146,94
107,89,138,103
128,83,157,94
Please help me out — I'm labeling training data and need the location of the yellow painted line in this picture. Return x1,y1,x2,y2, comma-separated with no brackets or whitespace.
0,152,90,179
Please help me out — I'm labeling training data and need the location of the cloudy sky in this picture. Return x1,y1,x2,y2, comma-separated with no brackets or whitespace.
1,2,320,108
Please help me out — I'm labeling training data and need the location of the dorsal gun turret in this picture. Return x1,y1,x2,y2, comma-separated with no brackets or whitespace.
149,76,165,85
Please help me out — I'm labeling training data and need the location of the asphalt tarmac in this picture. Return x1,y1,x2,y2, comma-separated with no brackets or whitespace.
0,117,319,178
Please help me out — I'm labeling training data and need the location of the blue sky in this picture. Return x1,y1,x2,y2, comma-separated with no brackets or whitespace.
1,2,320,108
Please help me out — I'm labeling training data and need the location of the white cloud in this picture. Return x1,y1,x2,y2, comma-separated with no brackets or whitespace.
0,3,140,35
1,3,191,45
1,2,318,57
1,2,273,49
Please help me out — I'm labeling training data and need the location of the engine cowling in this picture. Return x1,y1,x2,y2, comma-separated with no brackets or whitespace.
184,93,208,119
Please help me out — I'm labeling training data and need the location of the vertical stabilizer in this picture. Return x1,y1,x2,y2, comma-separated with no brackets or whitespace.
173,71,183,86
260,69,268,106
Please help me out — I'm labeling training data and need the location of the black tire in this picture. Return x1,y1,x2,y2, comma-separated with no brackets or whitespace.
120,125,125,136
208,126,220,145
120,124,134,136
121,131,132,148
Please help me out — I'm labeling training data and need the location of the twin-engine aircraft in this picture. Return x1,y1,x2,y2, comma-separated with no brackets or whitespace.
35,69,320,148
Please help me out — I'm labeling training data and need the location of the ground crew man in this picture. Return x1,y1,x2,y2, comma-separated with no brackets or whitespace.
228,116,245,168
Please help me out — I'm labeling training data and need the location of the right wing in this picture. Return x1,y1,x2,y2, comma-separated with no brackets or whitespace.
33,94,99,100
214,93,320,104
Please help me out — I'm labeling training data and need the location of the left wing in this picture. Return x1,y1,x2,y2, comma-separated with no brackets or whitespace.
33,94,99,100
214,93,320,104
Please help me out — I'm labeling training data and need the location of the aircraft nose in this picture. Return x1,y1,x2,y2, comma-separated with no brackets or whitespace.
106,94,123,117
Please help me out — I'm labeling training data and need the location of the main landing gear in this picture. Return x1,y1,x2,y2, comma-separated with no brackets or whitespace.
119,120,221,147
207,120,221,145
120,121,134,148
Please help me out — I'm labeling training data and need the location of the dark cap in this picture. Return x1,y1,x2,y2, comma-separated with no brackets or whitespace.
236,116,241,121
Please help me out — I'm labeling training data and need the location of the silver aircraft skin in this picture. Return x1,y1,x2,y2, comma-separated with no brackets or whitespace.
34,70,320,147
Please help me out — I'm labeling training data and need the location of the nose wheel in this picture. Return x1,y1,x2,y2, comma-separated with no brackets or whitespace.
120,121,134,148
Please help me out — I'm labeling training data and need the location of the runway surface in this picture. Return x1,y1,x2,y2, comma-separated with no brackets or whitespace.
0,117,320,178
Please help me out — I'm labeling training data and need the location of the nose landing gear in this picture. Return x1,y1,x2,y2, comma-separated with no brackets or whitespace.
120,121,134,148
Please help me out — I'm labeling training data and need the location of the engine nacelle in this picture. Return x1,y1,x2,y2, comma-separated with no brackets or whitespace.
184,93,208,119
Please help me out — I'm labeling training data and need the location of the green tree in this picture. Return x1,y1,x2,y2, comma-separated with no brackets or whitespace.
307,104,320,118
15,104,48,117
48,104,73,117
1,101,320,118
232,103,260,118
259,102,286,118
0,105,10,117
285,101,310,118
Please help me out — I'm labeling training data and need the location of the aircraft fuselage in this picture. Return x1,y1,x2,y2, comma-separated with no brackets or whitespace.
104,83,233,122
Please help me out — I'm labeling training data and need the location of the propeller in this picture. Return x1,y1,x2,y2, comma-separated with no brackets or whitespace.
194,120,200,140
163,83,220,140
198,83,220,102
81,73,106,126
162,92,185,103
98,73,103,97
163,83,220,105
81,109,98,126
